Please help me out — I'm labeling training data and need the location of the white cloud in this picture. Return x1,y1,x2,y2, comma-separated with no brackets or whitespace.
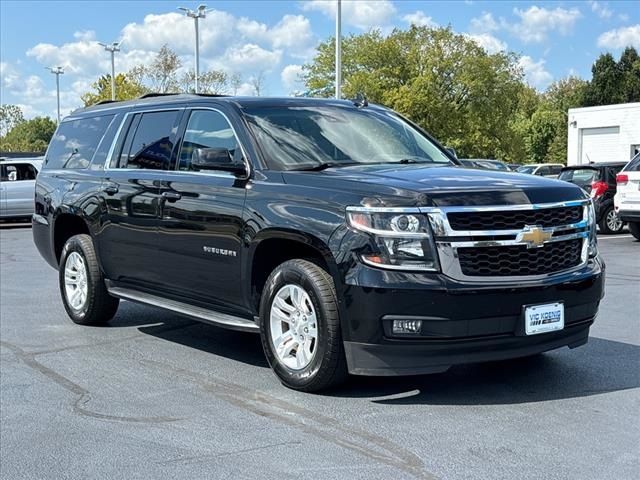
597,25,640,49
518,55,553,89
281,64,304,93
589,1,613,19
301,0,396,30
73,30,96,42
509,6,582,43
470,12,499,33
402,11,437,28
214,44,282,74
465,33,507,54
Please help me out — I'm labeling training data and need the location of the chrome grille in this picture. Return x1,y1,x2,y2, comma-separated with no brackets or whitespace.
457,239,583,276
447,206,583,231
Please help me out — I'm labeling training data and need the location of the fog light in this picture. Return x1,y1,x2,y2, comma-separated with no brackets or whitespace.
392,319,422,335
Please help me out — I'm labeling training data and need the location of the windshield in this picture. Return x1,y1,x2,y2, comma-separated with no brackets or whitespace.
242,105,453,170
517,166,536,174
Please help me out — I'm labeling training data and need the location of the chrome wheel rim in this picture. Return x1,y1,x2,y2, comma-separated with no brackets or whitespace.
269,284,318,370
606,209,623,232
64,252,88,311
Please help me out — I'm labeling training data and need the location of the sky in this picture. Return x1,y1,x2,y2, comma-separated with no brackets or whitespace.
1,0,639,120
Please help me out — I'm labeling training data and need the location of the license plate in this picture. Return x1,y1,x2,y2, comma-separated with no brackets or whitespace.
524,302,564,335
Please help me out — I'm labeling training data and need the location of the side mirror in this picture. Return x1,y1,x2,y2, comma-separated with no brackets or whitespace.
445,147,458,159
192,147,246,175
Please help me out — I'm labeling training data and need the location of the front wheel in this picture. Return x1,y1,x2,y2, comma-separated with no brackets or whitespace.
59,234,119,325
259,259,347,392
629,222,640,241
598,206,624,234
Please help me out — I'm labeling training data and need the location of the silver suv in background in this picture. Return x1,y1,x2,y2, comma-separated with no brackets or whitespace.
0,157,43,220
614,153,640,240
516,163,565,178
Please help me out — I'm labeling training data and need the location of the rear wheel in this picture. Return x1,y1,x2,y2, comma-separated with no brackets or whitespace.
259,259,347,392
598,206,624,234
59,234,119,325
629,222,640,241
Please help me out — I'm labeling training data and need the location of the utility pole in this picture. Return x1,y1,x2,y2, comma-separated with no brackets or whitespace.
179,4,208,94
47,66,64,123
335,0,342,99
98,41,121,100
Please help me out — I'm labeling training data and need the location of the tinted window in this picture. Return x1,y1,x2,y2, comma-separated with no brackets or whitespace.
550,166,563,174
536,166,550,176
123,110,179,170
624,153,640,172
45,114,115,169
0,163,37,181
517,166,536,174
178,110,242,171
243,106,451,170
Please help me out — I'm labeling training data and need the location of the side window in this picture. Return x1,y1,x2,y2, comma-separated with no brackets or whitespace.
178,110,242,171
123,110,179,170
550,166,562,175
536,166,550,176
0,164,37,181
45,114,115,169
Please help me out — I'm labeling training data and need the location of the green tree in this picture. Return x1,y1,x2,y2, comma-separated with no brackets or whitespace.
130,44,182,93
80,73,147,106
304,26,529,162
524,109,565,163
0,104,25,136
0,116,57,152
180,70,229,94
583,47,640,106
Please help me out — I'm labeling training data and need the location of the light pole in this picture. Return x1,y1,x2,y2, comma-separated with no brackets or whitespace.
47,66,64,123
179,4,208,94
98,41,121,100
335,0,342,99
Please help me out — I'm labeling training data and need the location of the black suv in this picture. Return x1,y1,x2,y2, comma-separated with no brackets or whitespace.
33,95,604,392
559,162,627,234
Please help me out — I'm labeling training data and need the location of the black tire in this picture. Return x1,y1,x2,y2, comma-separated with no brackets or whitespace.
59,234,119,325
629,222,640,241
259,259,348,392
598,206,624,234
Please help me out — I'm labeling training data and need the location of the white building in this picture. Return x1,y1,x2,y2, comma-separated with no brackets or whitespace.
567,102,640,166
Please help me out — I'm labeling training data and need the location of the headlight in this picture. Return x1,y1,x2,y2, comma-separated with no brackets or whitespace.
346,208,439,271
587,200,598,257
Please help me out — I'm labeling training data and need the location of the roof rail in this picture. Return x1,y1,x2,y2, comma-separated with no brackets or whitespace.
138,93,181,99
95,99,119,105
194,93,229,98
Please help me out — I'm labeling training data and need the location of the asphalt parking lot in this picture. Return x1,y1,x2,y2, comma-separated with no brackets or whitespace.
1,226,638,480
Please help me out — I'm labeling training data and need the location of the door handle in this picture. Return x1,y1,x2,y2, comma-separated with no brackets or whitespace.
161,191,182,202
103,183,119,195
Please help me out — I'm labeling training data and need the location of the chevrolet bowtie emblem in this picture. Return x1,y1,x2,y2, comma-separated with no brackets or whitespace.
517,225,553,248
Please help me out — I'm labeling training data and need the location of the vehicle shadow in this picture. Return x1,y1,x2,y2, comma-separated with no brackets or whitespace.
110,303,639,405
109,302,269,369
332,337,640,405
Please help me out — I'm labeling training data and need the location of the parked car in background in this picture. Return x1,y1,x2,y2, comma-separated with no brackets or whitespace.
559,162,626,234
0,157,43,220
517,164,565,178
614,153,640,240
507,164,521,171
459,159,510,171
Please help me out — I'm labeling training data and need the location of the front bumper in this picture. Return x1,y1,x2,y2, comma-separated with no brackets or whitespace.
339,256,604,376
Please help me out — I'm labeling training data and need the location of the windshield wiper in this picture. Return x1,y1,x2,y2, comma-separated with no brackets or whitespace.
291,162,359,172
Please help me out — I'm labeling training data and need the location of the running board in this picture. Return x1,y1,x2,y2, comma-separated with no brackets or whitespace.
106,286,259,333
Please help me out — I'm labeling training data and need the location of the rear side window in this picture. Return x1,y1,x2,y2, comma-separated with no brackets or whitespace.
0,163,37,181
120,110,179,170
178,110,242,171
623,153,640,172
559,169,598,183
45,114,115,169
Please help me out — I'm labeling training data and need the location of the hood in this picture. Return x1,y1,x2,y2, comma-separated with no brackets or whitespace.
282,164,587,207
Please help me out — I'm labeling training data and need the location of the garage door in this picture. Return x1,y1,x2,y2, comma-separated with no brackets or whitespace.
579,126,620,164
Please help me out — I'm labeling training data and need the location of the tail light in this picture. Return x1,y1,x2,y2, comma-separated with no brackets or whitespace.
616,173,629,186
590,180,608,198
